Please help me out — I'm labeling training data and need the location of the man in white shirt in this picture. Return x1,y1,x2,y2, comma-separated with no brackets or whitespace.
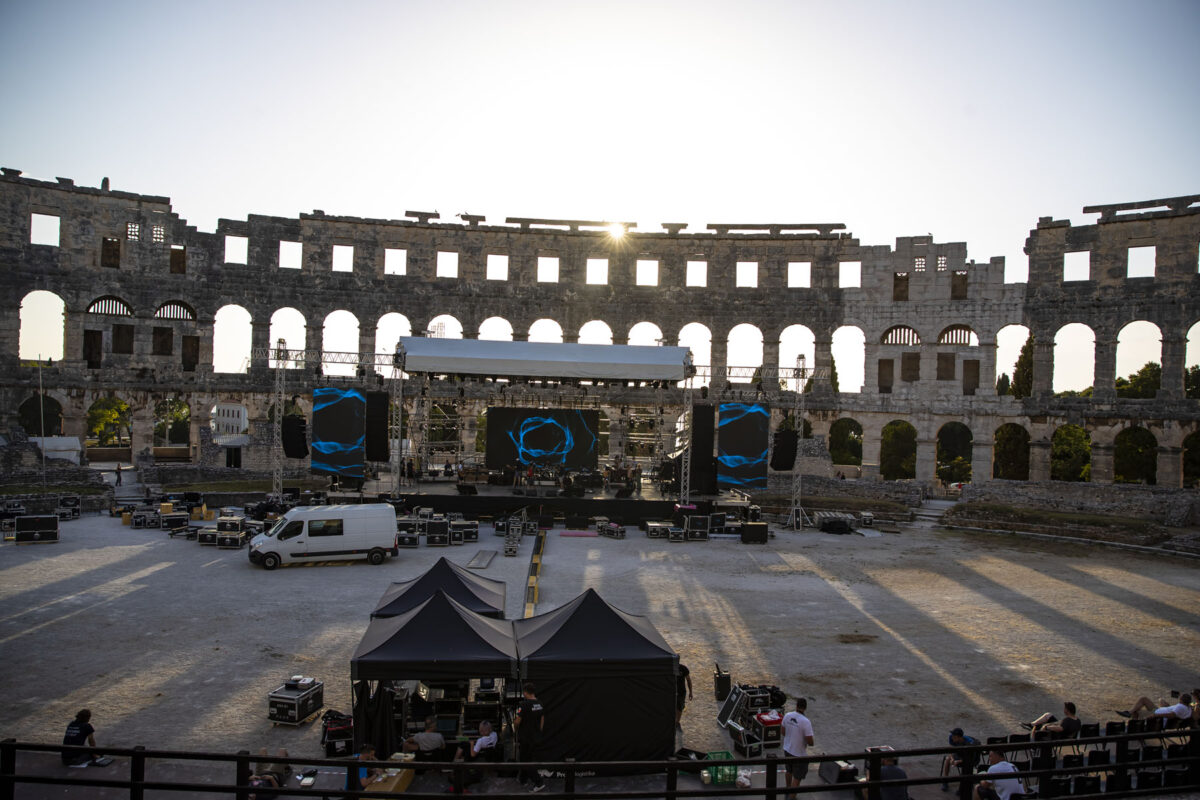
781,697,814,800
974,749,1024,800
1124,692,1193,722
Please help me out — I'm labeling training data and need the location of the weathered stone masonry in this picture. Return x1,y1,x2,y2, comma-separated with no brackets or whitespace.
1,169,1197,493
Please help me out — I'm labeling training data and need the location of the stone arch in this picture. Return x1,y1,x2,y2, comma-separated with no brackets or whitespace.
1184,430,1200,488
529,319,564,343
86,394,132,447
1053,323,1095,394
937,324,979,346
1051,423,1091,482
426,314,464,339
993,423,1030,480
936,421,973,483
374,312,413,375
1187,321,1200,397
627,321,663,347
153,397,191,446
18,393,63,436
19,290,65,361
212,304,252,373
1114,425,1157,485
880,419,917,480
995,324,1031,391
270,307,307,368
478,317,514,341
578,320,613,345
778,324,815,392
678,323,712,388
828,417,862,466
727,323,763,383
832,325,865,393
210,401,249,436
1115,320,1162,396
881,325,921,345
322,309,360,376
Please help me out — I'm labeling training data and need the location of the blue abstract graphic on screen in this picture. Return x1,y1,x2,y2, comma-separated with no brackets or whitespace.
485,408,599,469
310,387,366,478
717,402,769,490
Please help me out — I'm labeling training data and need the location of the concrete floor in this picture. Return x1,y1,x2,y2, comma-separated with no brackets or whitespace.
1,509,1197,797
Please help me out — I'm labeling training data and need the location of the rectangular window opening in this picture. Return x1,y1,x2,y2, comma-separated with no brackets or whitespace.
839,261,862,288
126,222,140,240
152,225,165,244
586,257,608,285
787,261,811,288
1127,245,1155,278
169,244,186,274
878,359,894,394
1063,251,1090,282
384,248,407,276
901,352,920,382
224,235,248,265
951,270,968,300
182,335,199,372
736,261,758,288
84,330,103,369
686,260,707,287
279,241,302,270
893,272,909,301
152,327,173,356
332,244,354,273
436,251,459,278
101,237,121,268
537,256,559,283
937,352,956,381
937,254,948,271
636,259,659,287
112,324,135,355
962,359,980,396
30,213,61,246
913,256,926,272
486,254,509,281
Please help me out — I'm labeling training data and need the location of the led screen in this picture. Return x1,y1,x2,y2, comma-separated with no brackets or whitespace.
311,387,366,478
485,408,600,470
717,402,769,490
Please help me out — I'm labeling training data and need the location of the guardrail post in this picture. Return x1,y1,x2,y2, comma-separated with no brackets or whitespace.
235,749,251,800
665,762,676,798
564,758,575,793
865,749,881,800
130,745,145,800
1,739,15,800
764,753,777,797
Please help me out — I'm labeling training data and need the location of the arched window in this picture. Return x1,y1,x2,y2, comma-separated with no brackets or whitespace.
154,301,196,321
937,325,979,346
881,325,921,345
86,296,133,316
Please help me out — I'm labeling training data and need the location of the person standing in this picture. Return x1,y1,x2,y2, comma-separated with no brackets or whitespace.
514,683,546,792
61,709,97,766
781,698,814,800
675,664,693,728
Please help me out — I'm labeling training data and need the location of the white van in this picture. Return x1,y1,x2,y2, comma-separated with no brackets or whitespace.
248,504,398,570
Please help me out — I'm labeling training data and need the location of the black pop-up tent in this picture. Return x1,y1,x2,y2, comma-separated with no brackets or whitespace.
370,557,507,620
513,588,678,763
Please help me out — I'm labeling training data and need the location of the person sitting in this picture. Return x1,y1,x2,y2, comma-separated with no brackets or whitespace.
403,716,446,761
1022,701,1081,737
345,744,381,792
941,727,979,792
248,747,290,798
448,719,500,793
1119,692,1193,722
61,709,97,767
973,749,1025,800
879,754,909,800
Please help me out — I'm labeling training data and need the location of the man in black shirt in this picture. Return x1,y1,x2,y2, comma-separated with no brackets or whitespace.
675,664,693,727
1025,701,1081,737
514,683,546,791
61,709,96,766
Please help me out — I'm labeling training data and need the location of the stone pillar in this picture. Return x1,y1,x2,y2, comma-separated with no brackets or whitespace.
1159,334,1186,400
811,332,835,398
915,437,937,483
710,336,728,388
1089,442,1114,484
762,338,780,387
1156,446,1183,488
1032,338,1054,396
971,439,994,482
976,337,998,396
860,428,881,480
1092,339,1117,400
1028,439,1052,482
198,315,215,373
306,323,324,374
250,319,271,372
358,322,376,376
63,307,84,369
131,401,155,462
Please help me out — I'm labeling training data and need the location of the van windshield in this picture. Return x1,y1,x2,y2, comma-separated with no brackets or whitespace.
266,517,290,538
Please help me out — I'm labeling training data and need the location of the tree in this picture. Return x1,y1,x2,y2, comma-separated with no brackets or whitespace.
937,457,972,484
153,398,190,446
778,413,812,438
880,421,916,480
995,372,1011,396
1187,365,1200,400
936,423,972,483
828,418,862,465
88,396,131,446
1115,361,1160,398
1011,336,1034,399
1114,427,1157,484
1051,425,1090,482
993,424,1030,480
805,358,840,393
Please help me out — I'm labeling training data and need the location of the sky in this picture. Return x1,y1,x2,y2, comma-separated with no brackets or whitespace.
4,0,1199,389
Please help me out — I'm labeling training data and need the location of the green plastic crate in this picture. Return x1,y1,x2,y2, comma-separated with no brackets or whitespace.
704,750,737,785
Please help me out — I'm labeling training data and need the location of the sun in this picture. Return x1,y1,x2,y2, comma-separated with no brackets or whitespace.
607,222,625,240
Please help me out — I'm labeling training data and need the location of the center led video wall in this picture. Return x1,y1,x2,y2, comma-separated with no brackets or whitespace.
717,402,769,490
485,408,600,470
311,387,366,478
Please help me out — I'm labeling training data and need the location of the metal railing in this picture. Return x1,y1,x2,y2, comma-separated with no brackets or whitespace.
3,727,1197,799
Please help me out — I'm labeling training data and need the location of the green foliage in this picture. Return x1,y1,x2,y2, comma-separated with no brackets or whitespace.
936,423,972,483
936,457,972,484
995,372,1011,396
828,418,862,465
992,423,1030,480
153,398,191,446
87,396,131,445
1011,336,1034,399
778,414,812,437
880,420,916,480
1115,361,1160,398
1186,365,1200,400
1113,427,1157,484
1051,424,1090,482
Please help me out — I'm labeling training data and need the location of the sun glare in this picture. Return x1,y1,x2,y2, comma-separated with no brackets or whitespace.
607,223,625,240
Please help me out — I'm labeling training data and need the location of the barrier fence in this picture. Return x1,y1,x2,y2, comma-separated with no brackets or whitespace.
3,727,1197,799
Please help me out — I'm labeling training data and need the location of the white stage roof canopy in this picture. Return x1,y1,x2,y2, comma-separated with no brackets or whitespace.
398,337,692,381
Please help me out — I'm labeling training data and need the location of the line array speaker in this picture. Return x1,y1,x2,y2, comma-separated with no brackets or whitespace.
281,415,309,459
365,391,389,462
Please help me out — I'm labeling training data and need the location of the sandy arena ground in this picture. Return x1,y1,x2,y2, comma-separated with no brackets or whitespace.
0,512,1197,797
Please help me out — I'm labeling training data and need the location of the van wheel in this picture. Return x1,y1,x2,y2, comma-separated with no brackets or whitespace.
367,549,386,565
262,553,280,570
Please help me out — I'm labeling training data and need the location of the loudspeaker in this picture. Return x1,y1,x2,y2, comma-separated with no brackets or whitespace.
690,405,716,494
741,522,768,544
770,430,798,470
365,391,389,462
281,415,309,458
456,484,477,495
